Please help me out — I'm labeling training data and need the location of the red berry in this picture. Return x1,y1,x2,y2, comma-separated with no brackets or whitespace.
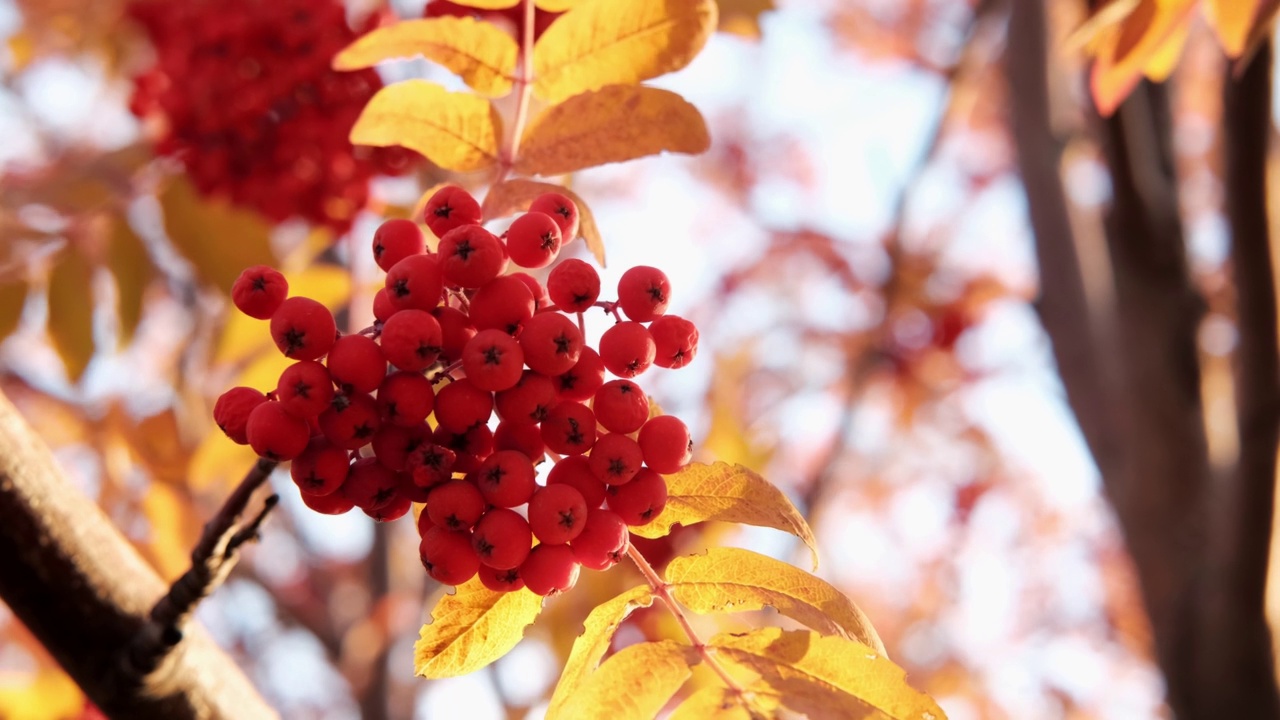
385,253,444,312
232,265,288,320
439,224,508,288
555,347,605,402
417,507,436,536
518,312,582,376
599,322,655,378
472,508,533,570
367,493,412,522
606,466,668,525
520,544,580,596
318,392,381,450
493,420,545,461
547,454,606,508
276,360,335,419
377,370,435,427
396,471,433,504
469,275,534,334
300,487,356,515
434,422,495,464
372,219,426,272
407,442,457,489
547,259,600,313
341,456,401,511
529,192,579,242
427,480,486,531
214,386,268,444
372,288,397,323
462,329,525,392
528,484,588,544
326,334,386,394
540,401,597,456
570,508,629,570
380,308,443,371
270,297,337,360
592,379,648,434
478,565,525,592
495,370,557,424
617,266,670,322
370,422,430,472
246,401,310,460
420,526,481,586
588,433,644,485
475,450,536,507
423,186,482,239
432,305,478,363
434,378,494,432
506,212,562,269
290,437,350,495
637,415,692,474
510,272,551,311
649,315,698,369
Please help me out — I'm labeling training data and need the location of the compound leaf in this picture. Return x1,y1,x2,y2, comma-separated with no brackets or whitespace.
351,81,501,172
547,585,654,717
414,578,544,678
334,17,517,97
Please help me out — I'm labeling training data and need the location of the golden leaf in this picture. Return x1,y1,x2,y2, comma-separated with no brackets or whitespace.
105,214,156,345
665,548,885,654
630,462,819,569
668,684,780,720
189,428,262,492
160,176,276,295
1086,0,1198,116
46,249,96,383
333,18,517,97
141,482,199,582
547,585,654,716
214,264,352,366
351,81,502,172
516,85,710,176
0,667,84,720
414,578,544,678
716,0,774,39
709,629,947,720
553,640,698,720
482,179,606,265
533,0,718,104
0,280,28,343
1203,0,1266,57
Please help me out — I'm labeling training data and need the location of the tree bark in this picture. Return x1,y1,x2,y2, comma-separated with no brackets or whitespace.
0,389,277,719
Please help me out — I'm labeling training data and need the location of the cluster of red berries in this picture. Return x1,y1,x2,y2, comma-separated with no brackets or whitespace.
213,186,700,596
127,0,412,232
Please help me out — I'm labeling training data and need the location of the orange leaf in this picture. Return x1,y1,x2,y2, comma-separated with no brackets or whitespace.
482,179,606,265
516,85,710,176
552,640,698,720
333,17,517,97
46,249,96,383
1088,0,1198,115
351,81,502,172
141,482,200,581
105,214,156,345
630,462,819,569
533,0,718,104
414,578,543,678
716,0,774,39
1204,0,1265,57
546,585,654,717
0,279,28,343
160,176,276,294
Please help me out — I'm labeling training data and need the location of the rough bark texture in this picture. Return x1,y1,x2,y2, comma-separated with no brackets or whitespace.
0,390,277,719
1008,1,1280,717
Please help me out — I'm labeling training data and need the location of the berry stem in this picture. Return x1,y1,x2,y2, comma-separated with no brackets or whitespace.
497,0,537,183
576,310,585,337
625,544,748,700
429,360,463,384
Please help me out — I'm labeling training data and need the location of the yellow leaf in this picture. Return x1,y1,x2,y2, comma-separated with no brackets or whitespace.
668,684,779,720
1204,0,1265,57
665,548,885,655
214,264,352,366
190,427,263,492
414,578,544,678
710,629,947,720
547,585,654,716
1087,0,1198,116
533,0,718,104
482,179,606,265
105,214,157,345
0,280,28,343
351,81,501,172
554,640,698,720
716,0,774,39
1064,0,1140,53
516,85,710,176
334,18,517,97
630,462,819,569
1141,12,1190,81
0,668,84,720
538,0,579,10
160,176,276,294
141,482,199,581
46,249,96,383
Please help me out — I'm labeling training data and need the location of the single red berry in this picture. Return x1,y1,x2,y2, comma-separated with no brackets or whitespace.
406,442,457,489
434,422,495,464
439,224,508,288
326,334,386,394
367,493,412,522
649,315,699,369
506,212,562,269
547,454,606,508
214,386,268,444
423,185,482,239
617,266,670,322
370,422,431,471
300,487,356,515
396,471,432,504
493,420,545,462
341,456,401,511
462,329,525,392
380,308,443,371
270,297,337,360
432,305,478,363
377,370,435,427
426,480,486,532
385,253,444,312
475,450,536,507
472,508,533,570
547,259,600,313
570,508,629,570
520,544,580,596
478,565,525,592
528,484,588,545
599,322,656,378
372,218,426,272
372,288,397,323
592,379,649,434
318,392,381,450
276,360,335,419
246,401,310,460
510,272,551,311
637,415,692,474
417,506,436,536
434,378,494,432
518,312,582,376
495,370,558,424
529,192,579,242
588,433,644,485
606,466,668,525
540,401,597,456
232,265,288,320
420,526,481,586
469,275,534,334
290,437,350,495
555,347,605,402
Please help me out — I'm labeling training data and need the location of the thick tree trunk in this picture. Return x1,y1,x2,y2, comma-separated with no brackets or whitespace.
0,390,277,719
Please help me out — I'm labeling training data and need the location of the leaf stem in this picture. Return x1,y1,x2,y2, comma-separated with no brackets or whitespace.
625,544,747,699
497,0,537,183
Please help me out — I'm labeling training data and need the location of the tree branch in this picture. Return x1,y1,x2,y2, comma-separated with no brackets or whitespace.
0,389,277,719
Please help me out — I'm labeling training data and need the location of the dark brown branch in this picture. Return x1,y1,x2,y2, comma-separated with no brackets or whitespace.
0,390,277,719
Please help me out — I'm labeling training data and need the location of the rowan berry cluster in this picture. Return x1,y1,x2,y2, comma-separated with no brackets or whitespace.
213,187,700,596
127,0,411,232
